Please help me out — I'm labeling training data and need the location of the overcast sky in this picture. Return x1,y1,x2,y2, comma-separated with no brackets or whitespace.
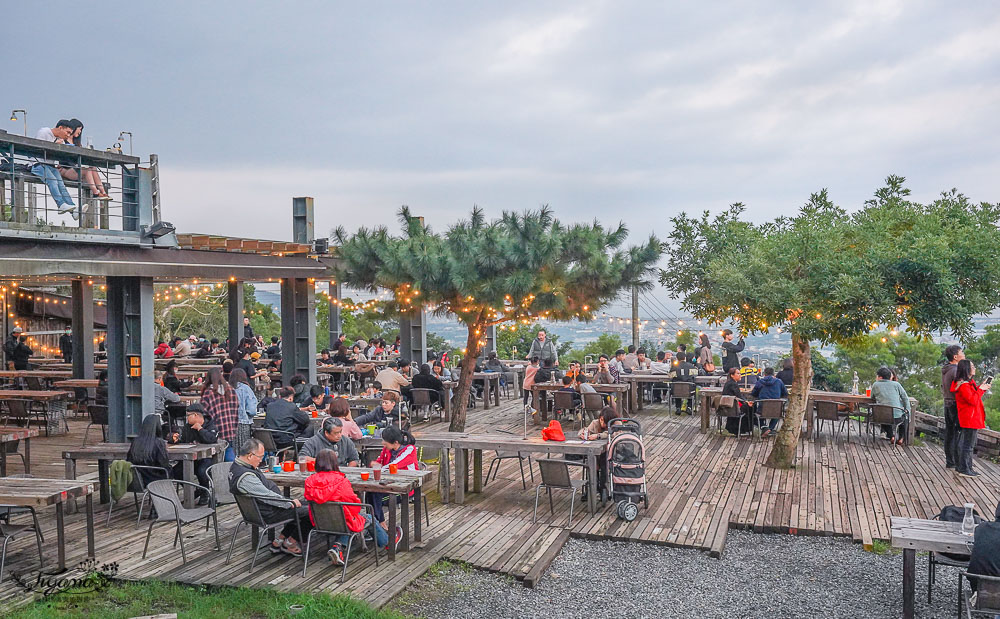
5,1,999,316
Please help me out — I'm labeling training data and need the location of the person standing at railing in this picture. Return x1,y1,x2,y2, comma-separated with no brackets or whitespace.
57,119,111,202
31,120,76,216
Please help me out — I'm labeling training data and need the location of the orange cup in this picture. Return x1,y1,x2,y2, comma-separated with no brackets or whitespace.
360,471,370,481
865,388,871,398
311,410,318,418
389,463,398,475
306,460,315,472
282,461,294,472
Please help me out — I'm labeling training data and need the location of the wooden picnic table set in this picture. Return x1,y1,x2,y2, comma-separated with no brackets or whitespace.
266,465,435,560
891,516,976,619
0,389,76,436
697,386,919,444
0,425,38,475
0,476,96,571
530,381,632,417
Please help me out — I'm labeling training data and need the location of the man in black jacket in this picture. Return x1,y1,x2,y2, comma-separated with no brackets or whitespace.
168,405,218,505
672,352,698,415
59,329,73,363
721,329,745,373
264,386,314,448
11,336,32,370
3,326,21,369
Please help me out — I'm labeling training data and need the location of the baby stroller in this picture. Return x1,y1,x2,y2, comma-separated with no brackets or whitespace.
607,418,648,522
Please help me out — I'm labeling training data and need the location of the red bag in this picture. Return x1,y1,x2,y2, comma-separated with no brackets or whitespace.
541,420,565,442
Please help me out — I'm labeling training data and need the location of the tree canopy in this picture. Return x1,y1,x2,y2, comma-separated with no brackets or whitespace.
660,176,1000,468
334,205,661,430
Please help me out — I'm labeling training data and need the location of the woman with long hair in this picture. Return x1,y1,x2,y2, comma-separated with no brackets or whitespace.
57,119,111,201
327,398,362,440
951,359,991,478
697,333,714,372
201,367,238,461
229,368,258,456
126,414,171,485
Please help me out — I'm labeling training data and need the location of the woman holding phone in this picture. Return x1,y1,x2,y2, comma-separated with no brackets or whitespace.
951,359,990,478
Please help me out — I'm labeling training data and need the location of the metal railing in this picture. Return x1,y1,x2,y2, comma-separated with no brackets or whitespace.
0,129,148,238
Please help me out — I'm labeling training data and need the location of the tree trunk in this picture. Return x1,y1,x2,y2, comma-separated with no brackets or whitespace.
765,332,813,469
448,324,483,432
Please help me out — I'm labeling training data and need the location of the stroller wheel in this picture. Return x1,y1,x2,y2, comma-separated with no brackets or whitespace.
616,500,626,519
622,501,639,522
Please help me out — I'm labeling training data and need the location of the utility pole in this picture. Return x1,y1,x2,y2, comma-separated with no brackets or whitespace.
631,285,639,348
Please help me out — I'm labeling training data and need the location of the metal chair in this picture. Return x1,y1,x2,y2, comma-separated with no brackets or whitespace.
225,492,304,573
581,392,605,423
650,381,672,405
2,399,47,435
1,439,26,475
868,404,907,444
532,458,587,526
926,511,970,604
552,391,583,429
83,404,108,446
671,381,697,414
107,463,170,527
142,479,220,564
814,400,851,441
409,388,443,422
959,571,1000,618
0,519,44,583
754,399,787,438
486,451,534,490
303,501,380,581
714,395,753,437
252,427,296,460
207,462,236,510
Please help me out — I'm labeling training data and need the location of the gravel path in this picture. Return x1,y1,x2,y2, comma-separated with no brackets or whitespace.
389,530,959,618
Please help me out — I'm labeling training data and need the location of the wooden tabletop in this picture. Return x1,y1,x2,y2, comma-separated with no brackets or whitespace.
890,516,975,554
265,466,434,495
53,379,100,389
0,389,74,400
0,477,94,507
409,431,607,455
0,370,74,379
622,373,675,381
62,441,224,461
532,381,630,392
0,425,40,442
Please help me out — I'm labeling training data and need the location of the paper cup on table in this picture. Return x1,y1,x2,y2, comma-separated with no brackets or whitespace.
360,471,370,481
389,463,398,475
367,424,377,434
282,461,294,472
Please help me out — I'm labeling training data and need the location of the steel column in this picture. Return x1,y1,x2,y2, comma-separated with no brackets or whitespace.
227,281,244,351
399,310,427,365
328,280,341,348
106,276,154,441
71,278,95,379
280,278,316,386
292,197,314,244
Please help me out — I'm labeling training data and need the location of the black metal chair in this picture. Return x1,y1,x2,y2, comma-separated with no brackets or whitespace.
107,463,170,527
580,392,605,423
927,511,971,604
551,390,583,429
868,404,908,444
0,474,44,583
714,395,753,438
754,399,787,438
532,458,587,526
409,388,443,422
142,479,220,564
2,399,47,435
814,400,852,441
83,404,109,446
303,501,380,581
671,381,697,414
252,427,296,461
225,492,304,574
959,571,1000,618
486,450,534,490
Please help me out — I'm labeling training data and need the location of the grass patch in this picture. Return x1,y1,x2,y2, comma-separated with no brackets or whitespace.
7,579,401,619
870,539,898,555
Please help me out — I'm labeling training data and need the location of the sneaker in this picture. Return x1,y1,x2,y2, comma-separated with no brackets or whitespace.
394,526,403,551
328,544,345,566
57,204,75,215
268,540,284,554
98,195,113,202
958,471,980,478
363,530,374,543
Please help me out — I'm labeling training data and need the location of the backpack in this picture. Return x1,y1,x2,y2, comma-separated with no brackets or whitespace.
937,505,986,561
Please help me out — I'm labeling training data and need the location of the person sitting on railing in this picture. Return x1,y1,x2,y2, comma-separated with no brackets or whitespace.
31,120,76,216
58,119,111,201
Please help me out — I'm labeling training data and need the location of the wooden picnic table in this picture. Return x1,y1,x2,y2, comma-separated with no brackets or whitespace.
63,442,225,508
531,381,631,417
622,373,674,411
472,372,502,409
155,356,226,366
891,516,975,619
698,387,918,443
53,379,99,389
0,370,74,380
0,389,75,436
0,477,95,571
265,465,435,561
0,425,38,475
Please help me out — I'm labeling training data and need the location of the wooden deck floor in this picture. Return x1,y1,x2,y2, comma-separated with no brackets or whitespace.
1,397,997,610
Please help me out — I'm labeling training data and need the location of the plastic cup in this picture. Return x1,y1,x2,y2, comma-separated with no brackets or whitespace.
282,461,294,472
311,409,318,418
272,465,282,474
389,463,398,475
367,424,377,434
360,471,370,481
865,388,871,398
373,468,382,481
307,460,315,472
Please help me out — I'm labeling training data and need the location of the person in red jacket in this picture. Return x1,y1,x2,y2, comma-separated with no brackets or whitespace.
303,449,389,566
950,359,991,478
365,426,416,547
153,341,174,358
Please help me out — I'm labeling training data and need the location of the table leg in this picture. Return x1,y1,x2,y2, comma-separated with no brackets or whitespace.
440,448,451,504
586,453,597,515
387,495,398,561
182,460,195,508
494,379,500,407
98,459,110,504
482,379,490,410
806,399,815,439
56,501,66,571
700,394,710,433
413,486,423,543
65,457,79,514
23,437,30,474
454,447,466,505
902,547,915,619
473,449,482,494
444,390,451,421
632,381,641,412
86,493,95,558
0,444,5,477
400,493,410,552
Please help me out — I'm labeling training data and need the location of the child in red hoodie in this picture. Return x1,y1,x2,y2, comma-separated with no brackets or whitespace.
950,359,991,478
304,449,389,566
366,426,417,548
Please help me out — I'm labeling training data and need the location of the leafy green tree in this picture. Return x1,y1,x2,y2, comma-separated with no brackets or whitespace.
154,283,279,345
334,206,661,431
315,297,399,351
966,325,1000,376
660,176,1000,468
809,350,844,392
833,333,943,414
566,332,625,363
495,322,570,359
